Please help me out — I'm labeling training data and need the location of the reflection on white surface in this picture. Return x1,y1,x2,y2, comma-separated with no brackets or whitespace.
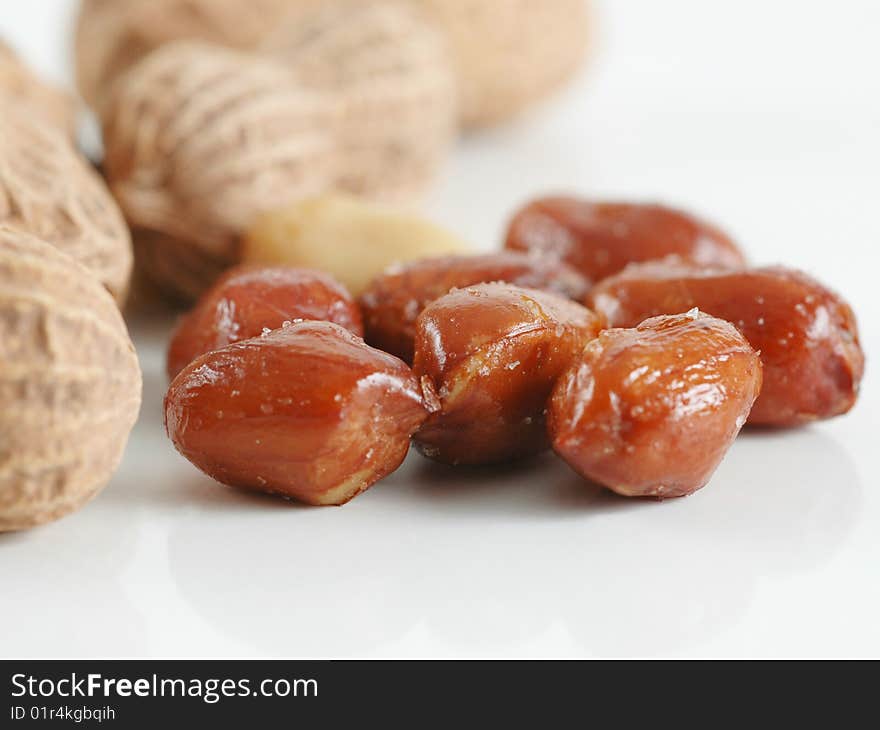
0,493,149,657
161,428,860,658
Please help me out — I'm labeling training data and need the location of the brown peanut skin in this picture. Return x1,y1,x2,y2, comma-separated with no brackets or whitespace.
504,197,746,282
548,312,763,498
165,322,432,506
412,283,603,465
588,262,865,426
360,252,592,363
166,265,363,379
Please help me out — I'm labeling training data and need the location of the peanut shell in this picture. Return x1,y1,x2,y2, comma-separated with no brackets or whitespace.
102,41,338,302
74,0,317,110
261,0,457,201
0,107,133,304
0,39,77,136
413,0,591,128
103,20,457,302
76,0,589,129
0,228,142,532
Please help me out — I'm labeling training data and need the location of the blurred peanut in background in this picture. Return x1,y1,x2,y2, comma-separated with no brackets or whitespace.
38,0,590,303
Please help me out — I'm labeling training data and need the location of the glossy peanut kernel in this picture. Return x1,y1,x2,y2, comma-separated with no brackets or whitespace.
412,283,603,465
166,265,363,379
165,322,433,506
549,311,763,498
360,252,592,363
588,261,865,426
504,197,746,282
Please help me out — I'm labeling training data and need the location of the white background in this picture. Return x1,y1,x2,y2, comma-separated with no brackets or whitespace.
1,1,878,657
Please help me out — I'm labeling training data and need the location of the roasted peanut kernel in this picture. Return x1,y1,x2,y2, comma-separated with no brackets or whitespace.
360,252,592,363
505,197,746,282
412,282,603,465
588,261,865,426
166,265,363,379
165,321,433,506
548,311,763,498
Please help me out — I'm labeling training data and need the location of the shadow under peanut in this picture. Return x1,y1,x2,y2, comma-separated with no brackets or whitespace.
558,427,863,656
397,451,635,519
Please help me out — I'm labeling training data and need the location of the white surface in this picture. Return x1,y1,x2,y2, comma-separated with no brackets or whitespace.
1,1,878,658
